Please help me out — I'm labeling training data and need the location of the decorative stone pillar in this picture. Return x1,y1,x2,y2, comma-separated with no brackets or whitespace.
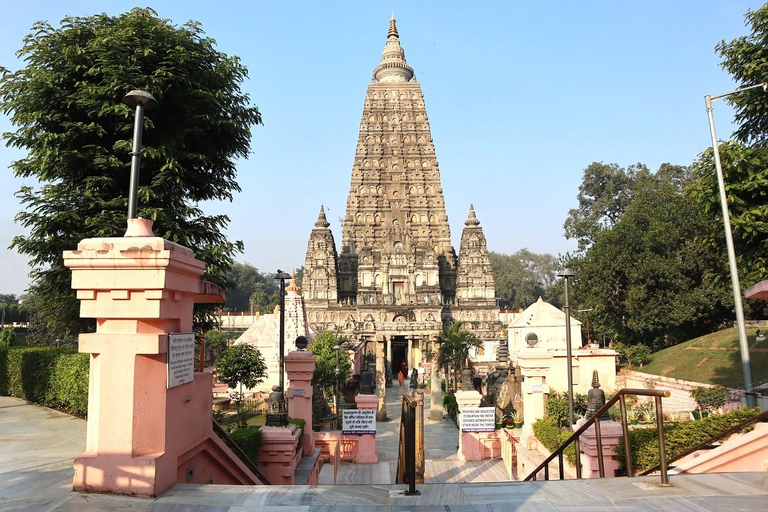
285,350,316,456
256,424,302,485
375,339,387,420
576,419,624,478
517,350,553,448
386,336,393,388
65,219,259,496
352,394,379,463
430,366,444,420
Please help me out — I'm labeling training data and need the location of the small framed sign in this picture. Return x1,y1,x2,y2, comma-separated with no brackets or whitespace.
342,409,376,435
460,406,495,432
168,332,195,388
292,388,305,397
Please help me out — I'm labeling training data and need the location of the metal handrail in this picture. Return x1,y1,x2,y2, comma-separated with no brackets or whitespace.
395,392,421,495
523,388,671,484
639,407,768,476
212,419,271,485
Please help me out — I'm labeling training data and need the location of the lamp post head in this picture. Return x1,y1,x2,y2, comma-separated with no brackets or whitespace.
557,269,576,279
333,345,341,351
295,335,308,350
123,90,158,110
275,270,291,281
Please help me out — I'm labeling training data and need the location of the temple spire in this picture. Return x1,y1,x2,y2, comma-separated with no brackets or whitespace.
465,204,480,226
315,205,330,229
388,14,399,39
373,16,414,82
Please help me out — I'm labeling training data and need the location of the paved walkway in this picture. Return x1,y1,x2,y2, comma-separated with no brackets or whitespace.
3,396,768,510
320,383,510,484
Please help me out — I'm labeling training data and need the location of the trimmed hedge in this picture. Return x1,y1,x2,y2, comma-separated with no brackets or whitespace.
230,427,262,463
0,346,89,417
616,407,761,472
532,418,577,466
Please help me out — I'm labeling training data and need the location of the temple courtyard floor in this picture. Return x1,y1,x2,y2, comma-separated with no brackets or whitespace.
2,394,768,510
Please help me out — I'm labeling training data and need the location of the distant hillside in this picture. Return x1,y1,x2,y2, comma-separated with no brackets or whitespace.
639,327,768,389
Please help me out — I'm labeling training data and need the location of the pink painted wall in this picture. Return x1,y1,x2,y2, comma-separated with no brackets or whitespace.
672,423,768,474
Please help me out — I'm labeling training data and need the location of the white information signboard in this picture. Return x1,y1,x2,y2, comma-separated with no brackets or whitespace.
342,409,376,435
460,406,495,432
168,332,195,388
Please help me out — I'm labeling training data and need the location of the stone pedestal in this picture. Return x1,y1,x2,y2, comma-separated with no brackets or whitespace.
256,425,302,485
456,390,499,461
576,419,624,478
353,394,379,463
518,350,553,447
65,219,259,497
430,369,444,420
285,350,316,456
375,341,387,420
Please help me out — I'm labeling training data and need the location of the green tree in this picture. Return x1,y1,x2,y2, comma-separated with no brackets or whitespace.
0,327,16,347
215,343,267,426
490,249,559,309
309,331,352,400
0,8,262,344
436,321,482,391
567,164,730,347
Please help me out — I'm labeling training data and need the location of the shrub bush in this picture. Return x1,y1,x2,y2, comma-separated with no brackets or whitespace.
546,390,570,427
0,327,16,347
442,391,458,420
616,407,760,473
6,346,70,404
47,353,90,416
0,345,8,395
532,417,576,466
230,427,262,463
690,385,729,412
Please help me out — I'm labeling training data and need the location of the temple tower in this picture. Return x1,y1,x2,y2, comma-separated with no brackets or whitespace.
303,17,501,389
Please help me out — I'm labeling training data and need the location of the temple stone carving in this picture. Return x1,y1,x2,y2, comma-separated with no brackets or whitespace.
302,17,501,388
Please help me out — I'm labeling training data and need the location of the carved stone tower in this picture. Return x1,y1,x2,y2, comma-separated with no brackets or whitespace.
303,17,501,385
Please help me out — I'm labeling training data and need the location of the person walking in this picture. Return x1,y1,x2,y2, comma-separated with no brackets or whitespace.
397,370,405,388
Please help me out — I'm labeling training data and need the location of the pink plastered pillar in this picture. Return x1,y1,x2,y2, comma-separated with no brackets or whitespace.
575,419,624,478
256,425,302,485
456,390,499,461
285,350,316,456
64,219,250,496
353,394,379,463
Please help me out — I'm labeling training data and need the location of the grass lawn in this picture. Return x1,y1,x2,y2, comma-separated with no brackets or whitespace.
639,327,768,388
217,410,266,430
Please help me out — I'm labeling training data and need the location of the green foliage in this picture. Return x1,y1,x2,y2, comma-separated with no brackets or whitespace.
47,353,90,416
225,263,281,313
0,8,262,343
442,391,458,420
288,417,306,431
532,418,576,466
565,162,731,346
309,331,352,398
0,346,89,416
436,321,482,391
0,327,16,347
616,408,760,473
690,385,729,412
215,344,267,390
229,427,262,463
545,390,571,428
489,250,559,309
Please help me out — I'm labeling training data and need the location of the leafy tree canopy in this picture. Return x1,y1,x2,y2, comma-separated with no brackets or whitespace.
215,343,267,391
0,8,262,343
309,331,352,398
490,249,559,309
225,262,281,313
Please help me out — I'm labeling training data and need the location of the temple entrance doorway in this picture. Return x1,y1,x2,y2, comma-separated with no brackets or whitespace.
391,336,408,381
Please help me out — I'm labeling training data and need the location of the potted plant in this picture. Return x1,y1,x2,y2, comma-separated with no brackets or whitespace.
511,411,523,429
627,409,638,425
690,385,728,420
495,412,503,430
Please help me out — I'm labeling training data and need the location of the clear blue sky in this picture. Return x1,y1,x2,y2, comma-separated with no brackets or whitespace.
1,1,764,295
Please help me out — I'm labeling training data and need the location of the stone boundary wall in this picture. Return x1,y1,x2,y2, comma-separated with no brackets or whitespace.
618,370,744,417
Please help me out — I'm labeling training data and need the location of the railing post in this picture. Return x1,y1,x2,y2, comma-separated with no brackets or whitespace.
655,395,669,485
574,438,582,479
558,452,564,480
594,417,605,478
404,400,420,495
619,394,633,477
544,462,549,481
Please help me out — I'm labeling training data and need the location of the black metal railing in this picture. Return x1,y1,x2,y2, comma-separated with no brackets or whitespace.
212,419,271,485
638,407,768,476
523,388,671,484
395,392,423,495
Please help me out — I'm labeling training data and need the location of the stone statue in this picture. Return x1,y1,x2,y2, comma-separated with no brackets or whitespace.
361,365,375,395
460,367,474,391
265,385,287,427
312,384,335,425
585,370,609,421
345,374,361,408
410,368,418,389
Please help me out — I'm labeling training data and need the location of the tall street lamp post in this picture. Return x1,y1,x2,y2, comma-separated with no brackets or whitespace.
122,90,158,219
558,269,576,428
274,270,291,394
705,82,767,408
333,344,341,422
